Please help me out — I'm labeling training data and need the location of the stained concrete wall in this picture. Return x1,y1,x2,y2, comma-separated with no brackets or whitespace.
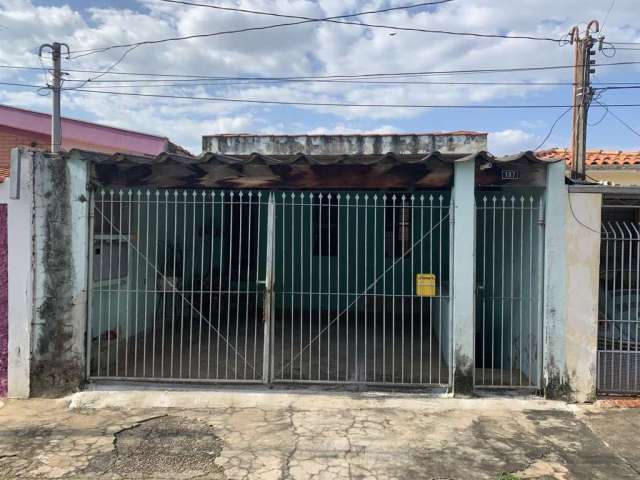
31,151,89,395
564,192,602,402
203,133,488,156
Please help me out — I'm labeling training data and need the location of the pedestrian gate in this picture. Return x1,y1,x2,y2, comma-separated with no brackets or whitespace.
87,189,453,387
598,221,640,394
474,192,545,388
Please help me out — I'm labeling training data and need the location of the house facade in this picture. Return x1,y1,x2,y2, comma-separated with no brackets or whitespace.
0,132,610,402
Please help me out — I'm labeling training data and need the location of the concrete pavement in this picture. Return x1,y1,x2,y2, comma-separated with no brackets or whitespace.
0,390,639,479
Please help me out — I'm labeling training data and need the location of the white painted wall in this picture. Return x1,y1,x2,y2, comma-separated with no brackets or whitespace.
565,192,602,402
5,148,34,398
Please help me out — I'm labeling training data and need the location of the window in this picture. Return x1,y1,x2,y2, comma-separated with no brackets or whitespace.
313,195,338,257
385,200,411,259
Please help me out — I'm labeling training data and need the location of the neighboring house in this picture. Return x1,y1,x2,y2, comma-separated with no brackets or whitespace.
0,104,190,398
0,104,190,172
537,148,640,185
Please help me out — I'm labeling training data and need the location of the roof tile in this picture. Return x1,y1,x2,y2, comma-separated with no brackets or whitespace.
537,148,640,166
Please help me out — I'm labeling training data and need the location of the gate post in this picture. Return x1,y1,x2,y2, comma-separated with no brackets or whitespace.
452,160,475,395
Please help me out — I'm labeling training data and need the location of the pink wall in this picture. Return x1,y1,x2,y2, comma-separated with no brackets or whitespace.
0,204,7,397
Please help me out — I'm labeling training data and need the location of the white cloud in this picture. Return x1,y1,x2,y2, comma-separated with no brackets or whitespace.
489,129,535,154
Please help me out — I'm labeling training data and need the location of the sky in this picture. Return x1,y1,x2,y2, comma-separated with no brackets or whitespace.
0,0,639,154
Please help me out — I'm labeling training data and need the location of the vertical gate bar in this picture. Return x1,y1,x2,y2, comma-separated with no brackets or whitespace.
168,192,177,377
124,191,132,377
382,194,386,383
135,190,143,377
509,196,515,386
151,191,160,377
300,193,305,381
364,194,369,382
391,194,396,383
234,192,244,380
317,193,323,380
528,197,534,386
225,192,234,380
290,193,295,381
178,191,187,378
635,224,639,392
244,192,254,380
142,190,151,377
345,194,350,381
400,194,405,383
519,196,524,386
500,195,506,386
207,192,215,379
618,222,624,390
262,193,276,383
336,194,342,382
160,191,169,378
327,193,333,381
216,192,225,379
254,192,263,380
612,223,617,389
410,195,415,382
438,195,444,385
86,191,96,379
198,192,206,379
374,194,378,382
625,222,632,390
419,195,424,384
114,191,123,377
106,190,113,377
187,191,196,378
97,191,105,376
536,197,545,388
602,224,609,391
491,196,497,386
309,193,314,380
355,194,360,382
449,197,455,387
482,196,487,385
429,195,433,384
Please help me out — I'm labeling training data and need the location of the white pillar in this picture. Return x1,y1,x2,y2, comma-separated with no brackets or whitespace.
565,191,601,402
452,160,475,394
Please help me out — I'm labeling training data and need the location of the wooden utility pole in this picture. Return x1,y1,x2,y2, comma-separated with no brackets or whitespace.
569,21,601,181
38,42,69,154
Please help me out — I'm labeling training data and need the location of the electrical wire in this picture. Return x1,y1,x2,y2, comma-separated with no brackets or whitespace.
58,87,640,109
596,100,640,138
533,106,573,151
3,61,640,81
68,0,566,58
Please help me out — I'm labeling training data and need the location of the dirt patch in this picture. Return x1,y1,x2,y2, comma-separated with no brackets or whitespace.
83,416,225,479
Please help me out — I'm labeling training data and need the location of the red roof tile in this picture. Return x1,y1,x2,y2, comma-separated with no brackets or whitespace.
537,148,640,166
0,167,9,183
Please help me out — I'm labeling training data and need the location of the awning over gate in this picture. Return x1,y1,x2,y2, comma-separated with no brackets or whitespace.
68,149,560,189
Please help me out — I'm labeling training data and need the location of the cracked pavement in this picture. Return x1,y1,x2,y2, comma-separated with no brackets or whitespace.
1,391,640,479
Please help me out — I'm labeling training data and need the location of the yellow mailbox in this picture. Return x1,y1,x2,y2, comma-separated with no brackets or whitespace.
416,274,436,297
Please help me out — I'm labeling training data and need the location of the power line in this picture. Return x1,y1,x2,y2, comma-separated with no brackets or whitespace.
533,106,573,150
597,100,640,138
2,60,640,81
67,0,569,58
60,87,640,109
67,0,464,57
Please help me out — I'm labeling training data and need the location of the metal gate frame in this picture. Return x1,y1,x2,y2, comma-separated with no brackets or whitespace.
597,221,640,394
86,189,454,387
473,192,545,389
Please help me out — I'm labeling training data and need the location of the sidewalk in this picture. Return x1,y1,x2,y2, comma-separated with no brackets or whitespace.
0,390,639,479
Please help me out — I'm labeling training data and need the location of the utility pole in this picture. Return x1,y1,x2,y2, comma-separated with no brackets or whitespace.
38,42,69,154
569,21,602,181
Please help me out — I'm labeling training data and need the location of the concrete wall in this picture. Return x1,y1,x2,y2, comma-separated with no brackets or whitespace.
564,192,602,402
30,152,89,395
203,133,488,156
3,148,35,398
